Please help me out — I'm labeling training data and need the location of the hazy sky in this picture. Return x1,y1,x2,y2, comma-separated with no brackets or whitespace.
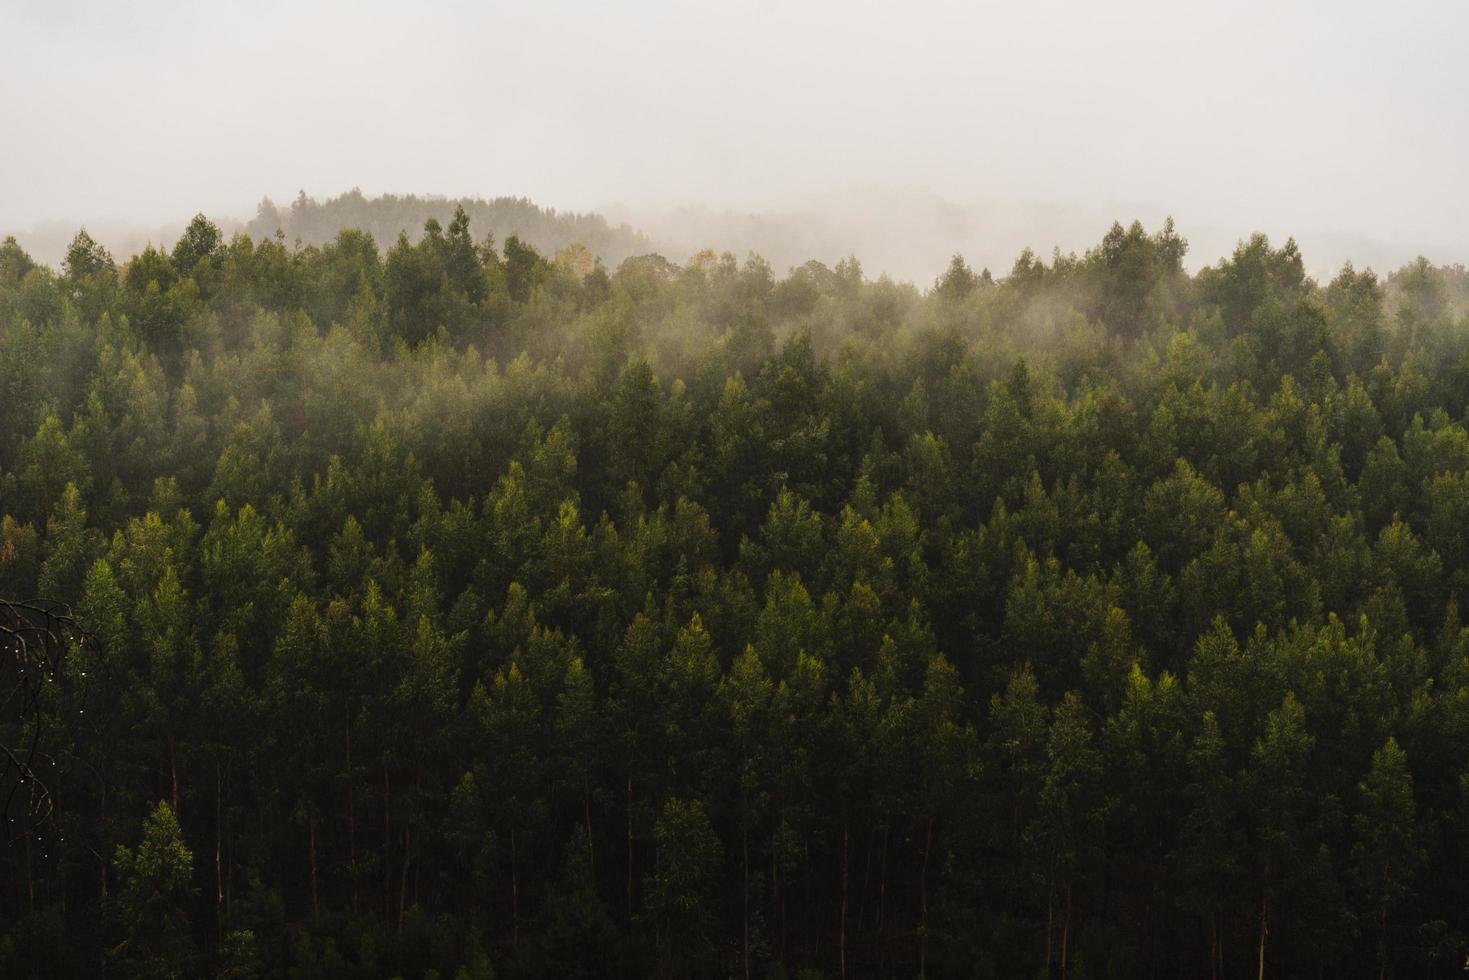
3,0,1467,272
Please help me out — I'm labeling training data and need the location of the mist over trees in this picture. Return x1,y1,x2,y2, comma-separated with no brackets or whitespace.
247,190,652,272
5,205,1469,978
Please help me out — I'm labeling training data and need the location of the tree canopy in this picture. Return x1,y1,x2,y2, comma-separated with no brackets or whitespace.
4,209,1469,977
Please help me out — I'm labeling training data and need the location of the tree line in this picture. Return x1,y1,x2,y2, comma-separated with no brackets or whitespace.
3,208,1469,977
244,190,651,272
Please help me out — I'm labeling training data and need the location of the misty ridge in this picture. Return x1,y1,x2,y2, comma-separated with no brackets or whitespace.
9,188,1468,342
245,191,655,271
10,186,1467,292
4,191,650,278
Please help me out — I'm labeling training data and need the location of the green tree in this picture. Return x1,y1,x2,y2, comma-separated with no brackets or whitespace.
171,214,223,277
934,253,979,301
111,801,197,980
648,796,723,973
63,227,118,324
1029,691,1105,980
1352,737,1422,978
1244,693,1315,979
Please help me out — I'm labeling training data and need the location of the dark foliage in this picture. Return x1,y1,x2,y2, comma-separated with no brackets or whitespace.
3,213,1469,978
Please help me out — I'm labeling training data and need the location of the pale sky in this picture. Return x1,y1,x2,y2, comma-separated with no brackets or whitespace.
3,0,1467,275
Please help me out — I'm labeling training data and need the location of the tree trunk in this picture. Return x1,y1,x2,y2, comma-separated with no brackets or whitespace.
215,759,224,943
626,774,634,922
840,823,849,980
878,826,888,935
400,771,419,919
511,826,520,950
1218,909,1224,979
169,734,179,815
347,720,358,913
742,798,751,980
226,814,234,916
99,775,109,901
585,781,595,878
1257,881,1268,980
1378,862,1389,980
1045,877,1055,974
920,815,934,978
310,815,321,916
1210,909,1220,980
1060,880,1073,980
25,825,34,914
857,823,876,940
225,812,234,918
775,809,786,957
399,822,410,927
383,767,392,930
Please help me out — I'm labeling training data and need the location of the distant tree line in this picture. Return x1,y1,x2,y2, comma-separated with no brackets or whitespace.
247,190,651,272
3,207,1469,977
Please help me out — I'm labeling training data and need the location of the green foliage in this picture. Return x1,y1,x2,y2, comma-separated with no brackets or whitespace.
171,214,223,277
649,796,723,967
6,212,1469,978
111,801,197,979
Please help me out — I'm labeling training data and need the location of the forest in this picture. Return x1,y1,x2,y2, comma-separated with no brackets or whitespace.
244,191,652,272
4,203,1469,979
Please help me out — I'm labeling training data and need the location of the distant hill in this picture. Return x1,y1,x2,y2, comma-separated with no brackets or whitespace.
247,189,654,266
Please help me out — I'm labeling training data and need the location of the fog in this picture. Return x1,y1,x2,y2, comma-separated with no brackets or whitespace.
4,0,1467,280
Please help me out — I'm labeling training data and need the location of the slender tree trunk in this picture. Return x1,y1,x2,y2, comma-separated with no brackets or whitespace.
1210,909,1220,980
99,777,109,901
626,774,634,922
399,822,410,926
216,759,224,944
772,823,782,959
584,781,595,878
226,812,235,916
511,826,520,950
225,813,234,918
169,734,179,814
25,825,34,914
1218,908,1224,979
768,801,781,958
742,797,751,980
1378,863,1389,980
878,826,888,935
347,720,358,913
1045,878,1055,974
309,816,321,916
857,823,876,940
400,771,419,919
383,767,392,930
1257,880,1268,980
920,815,934,978
1060,880,1073,980
775,810,786,957
840,823,849,980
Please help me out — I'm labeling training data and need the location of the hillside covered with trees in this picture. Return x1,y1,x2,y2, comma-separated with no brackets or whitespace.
246,190,653,272
5,209,1469,978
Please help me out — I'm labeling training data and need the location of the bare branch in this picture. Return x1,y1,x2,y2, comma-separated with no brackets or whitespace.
1,598,92,846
